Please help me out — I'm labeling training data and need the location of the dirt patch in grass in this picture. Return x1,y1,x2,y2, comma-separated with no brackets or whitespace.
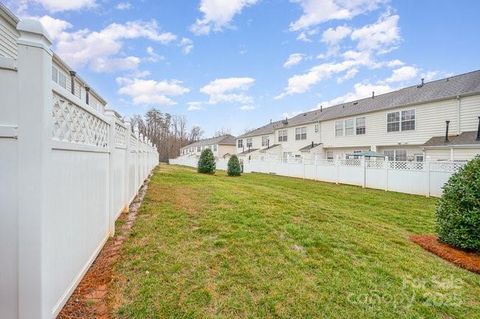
57,175,152,319
410,234,480,274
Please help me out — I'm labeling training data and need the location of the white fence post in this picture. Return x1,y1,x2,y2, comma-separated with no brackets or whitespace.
426,160,431,197
385,157,389,192
124,121,131,211
105,110,116,236
16,19,53,319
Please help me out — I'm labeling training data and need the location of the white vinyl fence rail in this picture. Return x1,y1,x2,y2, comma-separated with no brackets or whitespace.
169,155,465,197
0,21,158,319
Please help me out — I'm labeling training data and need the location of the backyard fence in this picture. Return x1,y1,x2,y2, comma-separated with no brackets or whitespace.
0,21,158,319
169,155,465,197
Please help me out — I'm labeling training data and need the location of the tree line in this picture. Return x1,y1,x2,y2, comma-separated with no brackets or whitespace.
130,108,203,162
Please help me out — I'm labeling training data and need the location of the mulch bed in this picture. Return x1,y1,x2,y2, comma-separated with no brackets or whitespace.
410,234,480,274
57,177,151,319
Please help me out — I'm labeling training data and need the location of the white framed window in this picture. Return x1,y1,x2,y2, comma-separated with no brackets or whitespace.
197,146,201,152
213,145,217,151
414,154,424,162
345,119,354,136
387,109,415,132
246,138,252,148
52,65,67,89
387,112,400,132
335,121,343,136
401,110,415,131
237,139,243,148
356,117,366,135
295,127,307,140
384,149,407,161
314,124,319,132
278,129,288,142
262,135,269,147
326,151,334,160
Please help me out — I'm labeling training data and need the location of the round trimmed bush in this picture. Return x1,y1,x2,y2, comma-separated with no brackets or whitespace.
436,156,480,251
227,155,241,176
198,148,216,174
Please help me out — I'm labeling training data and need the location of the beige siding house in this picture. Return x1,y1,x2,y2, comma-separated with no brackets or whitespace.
180,134,236,159
238,71,480,161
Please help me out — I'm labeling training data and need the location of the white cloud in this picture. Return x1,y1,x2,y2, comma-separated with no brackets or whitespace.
240,105,255,111
321,25,351,45
290,0,384,32
91,56,140,72
316,82,394,108
190,0,258,35
31,0,96,12
37,15,72,40
180,38,194,55
187,102,204,111
351,12,400,54
385,66,418,83
117,77,190,105
200,77,255,104
337,68,358,83
115,2,131,10
42,18,176,72
283,53,305,68
146,46,164,63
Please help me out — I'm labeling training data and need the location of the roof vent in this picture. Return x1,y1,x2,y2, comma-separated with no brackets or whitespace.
282,117,288,125
320,105,323,112
353,101,358,105
372,91,375,99
303,113,307,116
417,78,425,88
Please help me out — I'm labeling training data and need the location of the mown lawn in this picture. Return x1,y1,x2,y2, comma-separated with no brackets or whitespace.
109,165,480,318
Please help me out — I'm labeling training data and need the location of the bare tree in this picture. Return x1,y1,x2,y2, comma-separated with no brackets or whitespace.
129,108,204,162
214,128,231,137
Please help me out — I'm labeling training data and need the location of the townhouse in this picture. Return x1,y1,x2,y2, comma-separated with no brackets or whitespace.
179,134,236,159
236,70,480,162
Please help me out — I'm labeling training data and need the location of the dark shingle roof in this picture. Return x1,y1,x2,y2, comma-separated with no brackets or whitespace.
182,134,236,149
238,120,283,138
296,70,480,126
238,148,259,155
299,143,322,152
423,131,480,147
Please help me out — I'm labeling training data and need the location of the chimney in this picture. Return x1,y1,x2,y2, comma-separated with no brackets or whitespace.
477,116,480,140
320,105,323,112
445,120,450,142
372,91,375,99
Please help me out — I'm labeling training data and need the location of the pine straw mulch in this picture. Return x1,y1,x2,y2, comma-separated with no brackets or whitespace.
410,234,480,274
57,177,151,319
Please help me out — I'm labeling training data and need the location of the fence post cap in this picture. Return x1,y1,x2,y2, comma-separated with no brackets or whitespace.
17,18,52,52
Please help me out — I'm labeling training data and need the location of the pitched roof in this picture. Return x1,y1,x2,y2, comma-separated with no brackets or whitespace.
423,131,480,147
313,70,480,123
299,143,322,152
238,120,283,138
245,70,480,133
181,134,236,149
238,148,259,155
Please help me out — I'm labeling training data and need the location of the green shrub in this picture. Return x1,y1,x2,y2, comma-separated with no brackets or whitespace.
436,156,480,251
198,148,216,174
227,155,242,176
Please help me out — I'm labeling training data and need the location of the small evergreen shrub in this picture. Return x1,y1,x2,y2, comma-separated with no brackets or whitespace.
227,155,242,176
436,156,480,251
198,148,216,174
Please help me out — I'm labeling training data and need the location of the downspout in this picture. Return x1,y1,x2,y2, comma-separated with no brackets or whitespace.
457,95,461,135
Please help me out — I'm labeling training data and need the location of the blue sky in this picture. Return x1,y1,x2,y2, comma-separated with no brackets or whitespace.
6,0,480,136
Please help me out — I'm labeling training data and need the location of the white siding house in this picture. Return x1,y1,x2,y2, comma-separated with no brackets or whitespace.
241,71,480,162
179,134,236,160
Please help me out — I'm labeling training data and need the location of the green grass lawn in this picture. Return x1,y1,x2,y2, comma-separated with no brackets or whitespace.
109,165,480,318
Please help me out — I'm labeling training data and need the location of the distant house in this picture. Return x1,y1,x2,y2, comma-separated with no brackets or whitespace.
236,71,480,161
179,134,236,159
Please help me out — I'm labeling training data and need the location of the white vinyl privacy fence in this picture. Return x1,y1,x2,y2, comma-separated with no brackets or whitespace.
0,21,158,319
169,155,465,197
